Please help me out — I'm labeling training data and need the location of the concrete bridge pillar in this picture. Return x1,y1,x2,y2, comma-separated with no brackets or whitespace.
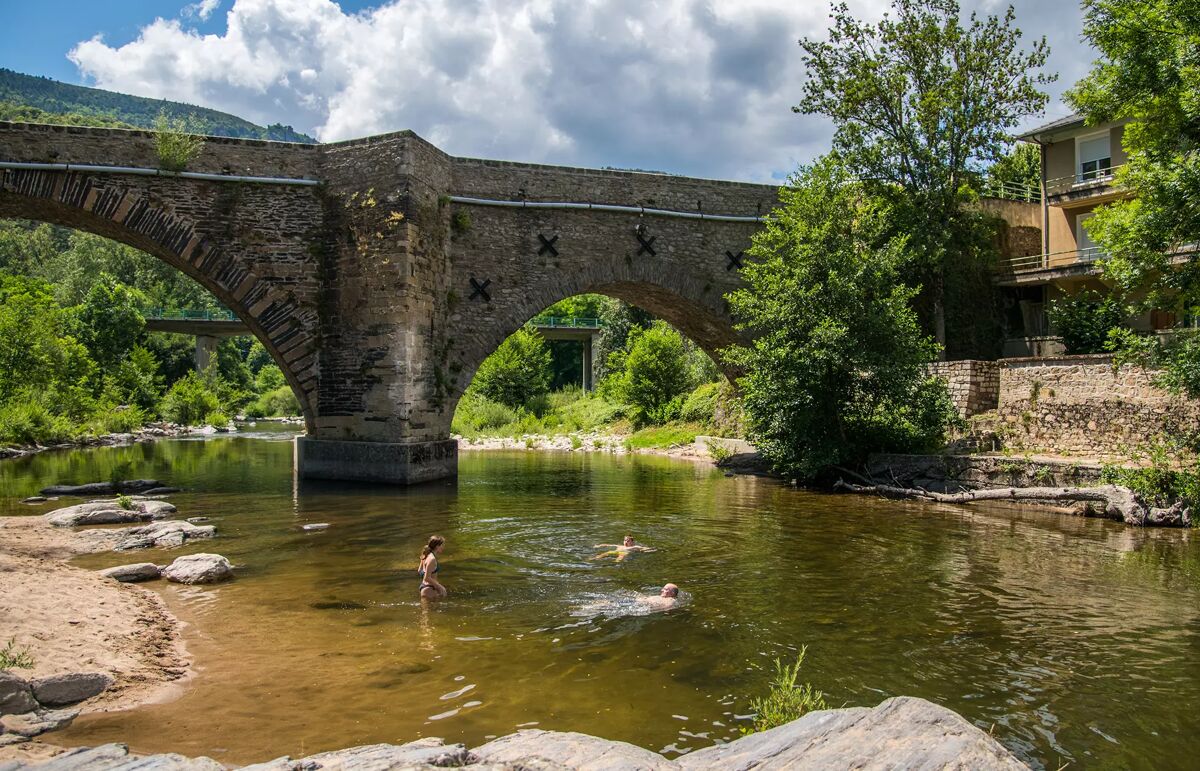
194,335,218,373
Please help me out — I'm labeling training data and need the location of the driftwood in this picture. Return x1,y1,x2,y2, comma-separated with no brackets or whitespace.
832,480,1191,528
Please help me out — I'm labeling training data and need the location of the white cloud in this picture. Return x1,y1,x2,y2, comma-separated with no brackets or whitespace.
183,0,222,21
67,0,1086,182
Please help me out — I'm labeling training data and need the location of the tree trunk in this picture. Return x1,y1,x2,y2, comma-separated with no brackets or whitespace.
831,479,1191,527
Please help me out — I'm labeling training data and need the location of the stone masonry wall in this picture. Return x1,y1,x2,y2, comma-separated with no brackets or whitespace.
996,354,1200,458
928,360,1000,418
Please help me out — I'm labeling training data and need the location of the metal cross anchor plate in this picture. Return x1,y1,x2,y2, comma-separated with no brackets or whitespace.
469,277,492,302
725,250,745,271
537,233,559,257
635,232,657,257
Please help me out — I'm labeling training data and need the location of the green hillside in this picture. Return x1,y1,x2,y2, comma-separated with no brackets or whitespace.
0,68,316,143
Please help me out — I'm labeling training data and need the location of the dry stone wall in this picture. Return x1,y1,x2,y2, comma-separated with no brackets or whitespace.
996,354,1200,458
928,360,1000,418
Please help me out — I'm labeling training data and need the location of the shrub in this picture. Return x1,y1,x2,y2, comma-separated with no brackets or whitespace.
0,399,78,445
681,382,722,425
1100,442,1200,513
159,371,220,426
452,391,520,435
245,385,301,418
154,112,204,172
742,648,827,735
90,404,150,434
204,411,230,427
0,637,35,670
474,327,552,408
612,322,693,426
1046,291,1128,355
116,495,134,511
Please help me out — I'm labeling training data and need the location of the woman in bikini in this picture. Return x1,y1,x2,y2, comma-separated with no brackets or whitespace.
417,535,447,600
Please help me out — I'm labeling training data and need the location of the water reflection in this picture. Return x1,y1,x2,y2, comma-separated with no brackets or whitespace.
3,437,1199,770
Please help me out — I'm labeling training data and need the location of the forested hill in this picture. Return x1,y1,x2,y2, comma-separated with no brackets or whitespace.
0,68,316,143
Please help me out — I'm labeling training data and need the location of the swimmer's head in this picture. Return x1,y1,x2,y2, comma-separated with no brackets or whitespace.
623,535,635,547
661,583,679,598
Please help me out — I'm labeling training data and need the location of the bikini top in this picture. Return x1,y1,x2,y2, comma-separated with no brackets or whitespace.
418,558,439,578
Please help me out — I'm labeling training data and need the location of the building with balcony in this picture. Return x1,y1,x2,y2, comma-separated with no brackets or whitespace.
995,114,1145,356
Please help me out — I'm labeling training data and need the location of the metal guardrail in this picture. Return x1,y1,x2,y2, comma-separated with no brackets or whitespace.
1045,165,1123,198
530,316,602,328
998,247,1106,274
144,307,238,321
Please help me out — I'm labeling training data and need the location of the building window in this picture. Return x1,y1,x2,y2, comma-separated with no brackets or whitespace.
1077,132,1112,181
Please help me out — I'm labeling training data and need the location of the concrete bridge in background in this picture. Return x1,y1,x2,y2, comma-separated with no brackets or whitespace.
0,121,774,483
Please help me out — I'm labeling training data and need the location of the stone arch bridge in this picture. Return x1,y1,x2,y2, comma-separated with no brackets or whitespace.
0,121,777,483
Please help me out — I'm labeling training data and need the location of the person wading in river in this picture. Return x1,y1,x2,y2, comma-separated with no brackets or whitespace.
418,535,447,600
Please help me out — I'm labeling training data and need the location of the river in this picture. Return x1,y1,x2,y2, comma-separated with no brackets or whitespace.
2,430,1198,769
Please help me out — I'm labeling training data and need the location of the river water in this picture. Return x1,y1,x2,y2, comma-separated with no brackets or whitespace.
2,431,1198,769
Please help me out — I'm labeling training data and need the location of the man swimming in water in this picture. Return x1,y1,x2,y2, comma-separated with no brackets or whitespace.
591,534,657,562
572,583,682,618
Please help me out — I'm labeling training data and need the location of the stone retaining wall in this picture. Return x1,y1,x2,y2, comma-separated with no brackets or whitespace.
995,354,1200,457
928,360,1000,418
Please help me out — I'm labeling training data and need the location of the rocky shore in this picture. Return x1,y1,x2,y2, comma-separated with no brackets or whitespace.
0,424,220,462
0,696,1029,770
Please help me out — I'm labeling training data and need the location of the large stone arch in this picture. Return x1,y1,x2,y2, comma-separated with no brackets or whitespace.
0,166,324,429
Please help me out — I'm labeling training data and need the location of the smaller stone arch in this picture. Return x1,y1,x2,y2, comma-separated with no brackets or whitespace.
0,167,323,429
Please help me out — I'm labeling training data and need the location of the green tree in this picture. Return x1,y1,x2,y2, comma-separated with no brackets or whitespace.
69,275,146,370
103,345,163,411
473,326,553,408
986,143,1042,200
796,0,1052,348
595,297,652,381
159,371,220,426
612,321,693,425
1066,0,1200,390
725,160,953,481
0,273,95,413
1046,291,1128,355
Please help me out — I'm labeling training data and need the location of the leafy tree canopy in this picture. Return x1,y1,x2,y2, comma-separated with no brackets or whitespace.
725,159,953,481
472,326,553,408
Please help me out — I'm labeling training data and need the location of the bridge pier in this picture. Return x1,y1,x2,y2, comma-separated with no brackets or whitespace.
194,335,218,373
294,437,458,485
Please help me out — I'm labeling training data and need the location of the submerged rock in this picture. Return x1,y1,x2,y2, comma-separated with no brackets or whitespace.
0,672,37,716
29,673,113,707
98,563,162,583
309,600,367,610
111,521,216,551
43,500,176,528
40,480,164,497
162,554,233,584
19,496,48,504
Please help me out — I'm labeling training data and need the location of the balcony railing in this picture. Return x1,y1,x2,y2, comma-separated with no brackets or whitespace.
980,179,1041,204
998,247,1107,274
1045,165,1124,198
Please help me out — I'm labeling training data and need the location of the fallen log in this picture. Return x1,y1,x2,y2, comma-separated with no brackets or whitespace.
832,480,1191,527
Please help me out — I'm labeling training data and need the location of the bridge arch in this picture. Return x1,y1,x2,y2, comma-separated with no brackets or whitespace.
0,166,323,429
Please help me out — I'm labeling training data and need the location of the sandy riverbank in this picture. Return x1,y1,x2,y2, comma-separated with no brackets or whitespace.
0,516,191,763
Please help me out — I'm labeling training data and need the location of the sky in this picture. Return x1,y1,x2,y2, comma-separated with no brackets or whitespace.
2,0,1096,182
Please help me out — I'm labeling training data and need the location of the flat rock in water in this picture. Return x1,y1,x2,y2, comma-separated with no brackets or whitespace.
0,709,79,738
678,696,1028,770
111,521,216,551
40,480,163,497
10,743,223,771
0,672,37,716
243,738,473,771
162,554,233,584
98,563,161,582
43,500,176,528
19,497,47,504
472,730,678,770
301,523,330,531
29,673,113,707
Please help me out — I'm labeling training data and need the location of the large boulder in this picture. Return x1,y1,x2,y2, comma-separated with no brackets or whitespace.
678,696,1028,770
162,554,233,585
98,563,161,582
111,521,216,551
0,672,37,716
472,730,678,770
0,708,78,738
40,480,163,497
29,673,113,707
43,500,176,528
